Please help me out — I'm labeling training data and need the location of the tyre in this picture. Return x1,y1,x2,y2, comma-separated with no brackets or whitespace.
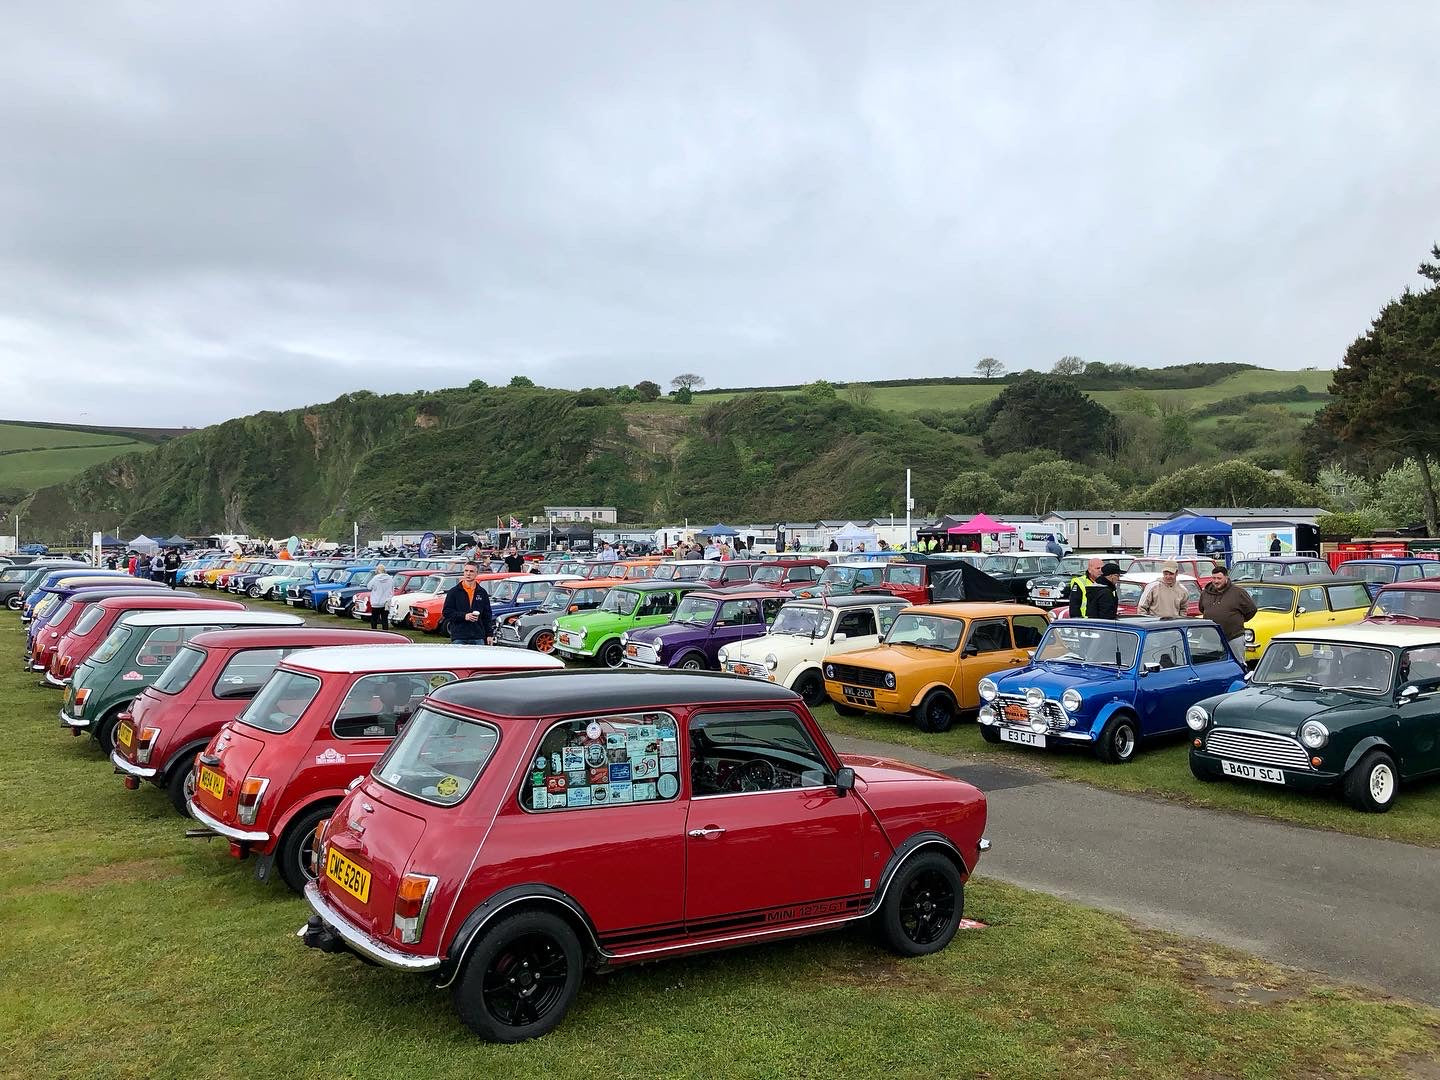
1188,752,1220,783
451,910,583,1043
833,702,866,717
676,654,706,671
912,691,956,734
165,751,199,815
6,595,20,610
276,803,335,893
875,852,964,957
1094,713,1138,764
248,585,262,598
95,705,131,755
792,671,826,707
1343,749,1399,813
979,723,1001,744
597,640,624,669
531,629,555,654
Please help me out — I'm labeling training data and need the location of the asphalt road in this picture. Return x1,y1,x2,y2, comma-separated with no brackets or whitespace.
832,733,1440,1006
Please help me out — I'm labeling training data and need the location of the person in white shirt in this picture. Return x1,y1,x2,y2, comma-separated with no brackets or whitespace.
367,565,396,630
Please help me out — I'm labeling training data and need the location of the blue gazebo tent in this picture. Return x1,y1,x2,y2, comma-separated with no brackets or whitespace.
1145,515,1232,561
699,523,739,537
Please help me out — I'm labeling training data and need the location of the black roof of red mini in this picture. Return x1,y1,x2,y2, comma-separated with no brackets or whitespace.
430,668,799,718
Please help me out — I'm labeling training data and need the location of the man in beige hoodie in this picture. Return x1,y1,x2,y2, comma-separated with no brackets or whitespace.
1137,561,1191,618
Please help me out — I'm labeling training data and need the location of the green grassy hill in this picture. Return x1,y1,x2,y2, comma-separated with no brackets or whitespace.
0,421,165,500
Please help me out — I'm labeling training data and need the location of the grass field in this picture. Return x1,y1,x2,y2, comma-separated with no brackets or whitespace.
0,420,152,494
2,614,1438,1079
694,368,1333,414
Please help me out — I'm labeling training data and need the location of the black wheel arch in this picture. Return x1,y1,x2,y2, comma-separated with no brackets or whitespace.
437,883,605,989
1342,735,1398,775
867,832,969,916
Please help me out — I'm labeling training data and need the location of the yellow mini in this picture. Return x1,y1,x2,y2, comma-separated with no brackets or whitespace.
1241,577,1372,663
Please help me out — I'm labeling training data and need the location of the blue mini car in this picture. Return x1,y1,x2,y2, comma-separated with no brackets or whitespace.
977,617,1247,763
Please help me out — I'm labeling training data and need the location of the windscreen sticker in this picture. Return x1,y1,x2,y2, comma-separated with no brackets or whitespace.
566,786,592,807
633,756,659,780
591,785,608,804
588,766,609,785
531,787,549,809
586,721,602,740
435,776,460,798
659,756,678,774
429,673,450,690
565,770,587,787
632,782,657,802
608,762,631,782
545,775,568,795
561,747,586,771
584,744,606,767
607,781,632,802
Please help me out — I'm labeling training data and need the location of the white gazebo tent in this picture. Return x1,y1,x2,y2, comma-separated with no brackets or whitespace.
126,534,160,554
833,521,878,551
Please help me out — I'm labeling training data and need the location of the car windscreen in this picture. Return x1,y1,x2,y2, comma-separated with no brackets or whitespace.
1242,584,1295,612
572,587,609,606
884,613,963,651
72,606,108,635
820,566,859,584
979,557,1017,574
347,571,374,586
1253,640,1394,694
599,589,639,615
1057,558,1088,575
0,567,32,582
1338,564,1396,584
1369,589,1440,620
1035,626,1140,668
884,565,924,586
674,564,707,580
648,564,678,580
237,669,323,734
153,646,208,694
541,587,574,611
90,625,132,664
750,566,783,584
672,595,719,626
1116,582,1144,604
374,706,500,806
515,580,553,603
697,564,728,582
771,606,828,637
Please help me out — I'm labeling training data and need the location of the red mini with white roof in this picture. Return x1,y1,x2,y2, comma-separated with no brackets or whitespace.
300,669,990,1042
188,644,562,893
45,594,246,687
111,627,408,814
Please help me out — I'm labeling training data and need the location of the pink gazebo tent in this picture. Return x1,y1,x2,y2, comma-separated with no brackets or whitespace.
947,513,1015,535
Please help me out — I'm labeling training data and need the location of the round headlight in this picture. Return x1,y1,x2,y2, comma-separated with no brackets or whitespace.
978,678,997,702
764,653,778,671
884,672,896,689
1060,689,1082,714
977,705,996,724
1025,687,1045,708
717,647,729,663
1244,628,1255,644
620,633,629,645
575,626,586,640
1185,705,1209,731
1299,720,1329,749
824,664,835,679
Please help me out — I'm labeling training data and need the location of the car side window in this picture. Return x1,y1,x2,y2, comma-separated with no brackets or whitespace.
640,591,678,617
1037,556,1059,572
1296,586,1326,614
1185,625,1229,665
1012,615,1048,648
333,671,455,739
689,710,832,796
1400,646,1440,685
965,618,1012,655
1325,583,1372,611
761,597,784,625
1141,629,1185,669
835,609,877,638
137,625,224,668
1421,563,1440,579
521,711,682,810
213,647,294,699
876,605,903,635
717,599,761,626
1398,565,1424,581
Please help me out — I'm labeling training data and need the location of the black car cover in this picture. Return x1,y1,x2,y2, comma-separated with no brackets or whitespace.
894,554,1020,603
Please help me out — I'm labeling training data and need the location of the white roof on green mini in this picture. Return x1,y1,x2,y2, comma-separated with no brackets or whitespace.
117,610,304,627
1272,624,1440,647
282,643,565,674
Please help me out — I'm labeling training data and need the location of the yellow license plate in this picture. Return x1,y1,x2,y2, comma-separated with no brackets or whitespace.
117,722,133,749
325,849,371,903
197,766,225,800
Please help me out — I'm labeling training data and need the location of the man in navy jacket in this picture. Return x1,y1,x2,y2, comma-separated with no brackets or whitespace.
441,562,493,644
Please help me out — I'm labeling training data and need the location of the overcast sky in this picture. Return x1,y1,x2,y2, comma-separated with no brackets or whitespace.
2,2,1437,426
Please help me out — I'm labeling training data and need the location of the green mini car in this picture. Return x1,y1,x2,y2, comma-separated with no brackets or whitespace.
60,609,302,752
551,581,700,667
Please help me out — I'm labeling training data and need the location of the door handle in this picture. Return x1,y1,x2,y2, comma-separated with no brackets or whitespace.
687,826,726,838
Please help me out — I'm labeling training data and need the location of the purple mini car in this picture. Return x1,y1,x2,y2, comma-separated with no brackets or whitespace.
619,587,789,671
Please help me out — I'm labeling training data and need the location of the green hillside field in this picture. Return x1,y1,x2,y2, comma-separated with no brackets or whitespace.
0,421,157,498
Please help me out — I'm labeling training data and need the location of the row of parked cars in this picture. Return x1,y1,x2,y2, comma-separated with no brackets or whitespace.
6,555,991,1043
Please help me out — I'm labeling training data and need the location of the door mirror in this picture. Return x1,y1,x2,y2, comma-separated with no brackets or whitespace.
962,642,978,657
835,766,856,794
1141,661,1161,675
1242,669,1253,681
1398,684,1419,702
832,632,847,642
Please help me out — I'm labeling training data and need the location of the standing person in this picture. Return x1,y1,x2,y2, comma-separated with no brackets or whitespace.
367,564,396,631
164,547,181,588
126,551,138,575
703,537,721,561
503,547,524,573
441,562,493,645
1268,533,1282,556
1066,559,1104,619
1198,563,1257,662
1087,562,1122,619
1137,561,1190,618
1045,534,1065,558
149,550,164,581
595,540,618,564
827,538,839,552
104,552,118,570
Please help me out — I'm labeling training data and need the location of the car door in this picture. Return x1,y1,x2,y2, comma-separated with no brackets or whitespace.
1292,585,1331,631
1324,582,1372,629
1136,629,1192,734
1395,646,1440,776
957,617,1023,709
832,607,879,650
682,708,862,932
1183,624,1239,699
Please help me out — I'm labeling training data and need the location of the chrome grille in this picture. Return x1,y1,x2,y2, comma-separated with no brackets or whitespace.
828,663,889,689
1204,728,1312,770
993,693,1068,731
625,643,659,664
498,623,520,641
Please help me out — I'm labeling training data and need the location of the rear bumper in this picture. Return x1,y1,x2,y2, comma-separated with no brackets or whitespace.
299,881,442,972
60,709,89,729
186,799,271,843
110,749,158,778
44,672,67,688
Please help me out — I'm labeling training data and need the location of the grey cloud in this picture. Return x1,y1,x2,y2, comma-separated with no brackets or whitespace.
1,1,1438,426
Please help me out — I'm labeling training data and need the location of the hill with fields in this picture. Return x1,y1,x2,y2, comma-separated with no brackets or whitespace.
12,363,1337,541
0,420,185,503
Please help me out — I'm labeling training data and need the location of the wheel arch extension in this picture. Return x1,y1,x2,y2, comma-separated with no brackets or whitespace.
1342,735,1396,774
438,884,605,990
868,832,970,915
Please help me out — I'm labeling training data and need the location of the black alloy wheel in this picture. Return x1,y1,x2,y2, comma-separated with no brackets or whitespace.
453,911,583,1042
913,691,956,733
877,853,964,957
277,804,335,893
1095,714,1138,764
677,655,705,671
598,640,624,668
165,752,200,815
793,671,826,707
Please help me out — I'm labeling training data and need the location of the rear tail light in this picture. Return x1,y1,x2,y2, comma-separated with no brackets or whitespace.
237,777,269,825
135,727,161,765
72,688,91,715
393,873,438,944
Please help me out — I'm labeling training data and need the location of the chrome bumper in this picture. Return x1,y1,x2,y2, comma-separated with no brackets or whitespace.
60,709,89,729
44,672,67,688
186,799,271,843
300,881,442,972
110,749,157,778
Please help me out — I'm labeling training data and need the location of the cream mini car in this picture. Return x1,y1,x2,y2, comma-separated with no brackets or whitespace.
719,594,909,706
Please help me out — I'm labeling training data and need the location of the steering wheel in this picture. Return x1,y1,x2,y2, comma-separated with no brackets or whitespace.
724,759,777,793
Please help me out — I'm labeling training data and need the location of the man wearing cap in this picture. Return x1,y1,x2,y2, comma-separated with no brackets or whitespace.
1088,562,1122,619
1198,562,1257,662
1138,560,1190,619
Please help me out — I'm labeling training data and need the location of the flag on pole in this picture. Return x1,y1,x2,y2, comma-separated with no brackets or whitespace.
509,516,522,530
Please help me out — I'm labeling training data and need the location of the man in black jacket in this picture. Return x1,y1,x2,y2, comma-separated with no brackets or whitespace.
441,562,493,644
1085,562,1122,620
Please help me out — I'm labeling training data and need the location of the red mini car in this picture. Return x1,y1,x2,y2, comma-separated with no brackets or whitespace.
187,644,563,893
1366,579,1440,625
111,627,408,814
351,569,436,621
300,670,990,1042
45,593,246,687
27,585,173,673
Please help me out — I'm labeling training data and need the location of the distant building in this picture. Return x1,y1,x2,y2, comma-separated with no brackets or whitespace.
541,506,618,524
1043,511,1167,551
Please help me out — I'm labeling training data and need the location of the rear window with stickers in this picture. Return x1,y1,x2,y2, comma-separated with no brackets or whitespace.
374,706,499,806
521,712,682,811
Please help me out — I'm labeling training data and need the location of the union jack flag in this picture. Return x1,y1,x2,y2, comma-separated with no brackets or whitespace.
508,516,523,530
